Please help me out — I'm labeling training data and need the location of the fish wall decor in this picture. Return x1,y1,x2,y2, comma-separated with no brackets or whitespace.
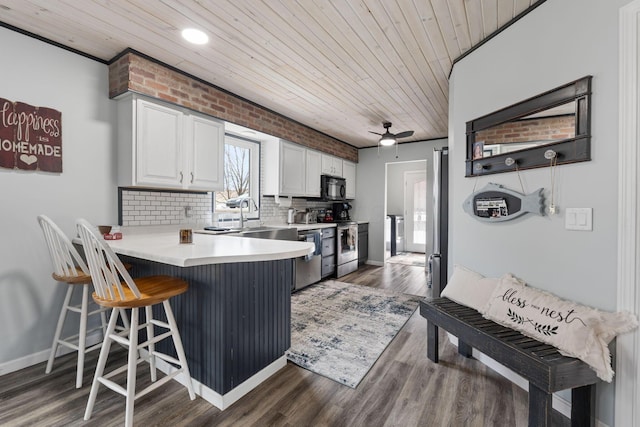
463,183,544,222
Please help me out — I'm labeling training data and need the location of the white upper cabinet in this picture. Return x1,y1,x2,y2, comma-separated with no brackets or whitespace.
117,94,224,191
263,140,324,197
135,99,184,188
279,141,306,196
305,149,322,197
321,154,343,177
342,160,356,199
186,114,224,191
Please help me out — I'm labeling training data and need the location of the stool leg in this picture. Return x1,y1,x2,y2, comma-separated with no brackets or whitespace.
145,306,157,382
120,308,131,331
125,308,139,427
46,285,74,375
84,307,119,421
76,284,89,388
99,307,108,338
163,300,195,400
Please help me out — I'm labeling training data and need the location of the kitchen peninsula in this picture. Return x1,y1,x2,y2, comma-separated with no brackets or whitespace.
102,229,314,410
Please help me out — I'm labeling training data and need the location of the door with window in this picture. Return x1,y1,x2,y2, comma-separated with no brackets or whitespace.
404,170,427,253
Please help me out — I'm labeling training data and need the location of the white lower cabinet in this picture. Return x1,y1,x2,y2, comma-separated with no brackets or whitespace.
118,94,224,191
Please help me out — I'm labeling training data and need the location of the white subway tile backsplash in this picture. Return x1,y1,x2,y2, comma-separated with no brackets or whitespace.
119,186,329,227
121,189,213,226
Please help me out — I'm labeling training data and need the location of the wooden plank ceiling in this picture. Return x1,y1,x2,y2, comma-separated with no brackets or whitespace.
0,0,543,147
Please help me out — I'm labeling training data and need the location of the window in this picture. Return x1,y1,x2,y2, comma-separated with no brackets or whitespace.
215,134,260,218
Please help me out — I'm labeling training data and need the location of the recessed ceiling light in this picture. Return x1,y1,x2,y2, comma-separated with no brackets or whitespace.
181,28,209,45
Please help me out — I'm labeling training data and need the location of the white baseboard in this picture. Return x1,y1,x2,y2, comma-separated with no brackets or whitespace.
0,331,103,376
447,334,608,427
144,348,287,410
366,260,384,266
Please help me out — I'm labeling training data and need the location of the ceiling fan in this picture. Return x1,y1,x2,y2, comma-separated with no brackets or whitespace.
369,122,414,146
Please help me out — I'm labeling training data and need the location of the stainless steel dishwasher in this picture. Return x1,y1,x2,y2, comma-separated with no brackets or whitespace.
294,230,322,291
202,226,321,292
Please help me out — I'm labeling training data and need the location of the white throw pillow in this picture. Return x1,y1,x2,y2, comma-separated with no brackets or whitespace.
483,275,638,382
441,265,500,312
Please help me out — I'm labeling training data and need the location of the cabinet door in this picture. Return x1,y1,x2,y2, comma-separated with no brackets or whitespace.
136,99,183,188
187,115,224,191
332,157,343,177
280,141,306,195
342,160,356,199
321,154,343,177
305,149,321,197
358,223,368,265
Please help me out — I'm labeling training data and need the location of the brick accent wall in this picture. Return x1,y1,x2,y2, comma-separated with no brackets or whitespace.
475,116,575,145
108,50,357,162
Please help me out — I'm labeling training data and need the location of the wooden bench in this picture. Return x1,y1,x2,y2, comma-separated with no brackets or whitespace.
420,297,599,427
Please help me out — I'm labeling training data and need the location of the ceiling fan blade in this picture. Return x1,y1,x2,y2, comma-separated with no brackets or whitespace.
394,130,414,139
368,131,383,135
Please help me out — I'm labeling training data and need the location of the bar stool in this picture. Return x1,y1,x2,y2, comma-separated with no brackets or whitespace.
77,219,195,427
37,214,110,389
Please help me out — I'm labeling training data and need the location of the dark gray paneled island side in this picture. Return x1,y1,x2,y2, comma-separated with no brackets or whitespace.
93,228,313,410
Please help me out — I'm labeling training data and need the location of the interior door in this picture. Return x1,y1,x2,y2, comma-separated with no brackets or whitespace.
404,170,427,253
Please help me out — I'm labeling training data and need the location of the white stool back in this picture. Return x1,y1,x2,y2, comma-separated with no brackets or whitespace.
37,214,108,389
77,218,195,427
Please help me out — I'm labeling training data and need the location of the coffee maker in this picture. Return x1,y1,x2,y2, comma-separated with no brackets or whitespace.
332,202,352,222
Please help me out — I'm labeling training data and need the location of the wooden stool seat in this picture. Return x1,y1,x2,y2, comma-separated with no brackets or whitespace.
52,268,93,284
92,275,188,308
77,219,195,427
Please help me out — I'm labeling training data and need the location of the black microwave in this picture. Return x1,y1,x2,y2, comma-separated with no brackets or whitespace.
321,175,346,201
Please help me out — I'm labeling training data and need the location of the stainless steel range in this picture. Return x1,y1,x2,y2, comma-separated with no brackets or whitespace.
336,221,358,277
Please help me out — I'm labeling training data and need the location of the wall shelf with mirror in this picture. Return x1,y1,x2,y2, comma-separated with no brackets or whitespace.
465,76,592,177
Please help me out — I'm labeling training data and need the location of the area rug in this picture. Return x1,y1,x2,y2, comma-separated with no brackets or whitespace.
286,280,420,388
387,252,426,267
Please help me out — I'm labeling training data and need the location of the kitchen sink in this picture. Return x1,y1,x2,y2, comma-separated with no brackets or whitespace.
201,226,297,241
235,227,297,241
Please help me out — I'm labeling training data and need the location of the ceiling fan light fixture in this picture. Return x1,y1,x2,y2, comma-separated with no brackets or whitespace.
182,28,209,45
379,136,396,146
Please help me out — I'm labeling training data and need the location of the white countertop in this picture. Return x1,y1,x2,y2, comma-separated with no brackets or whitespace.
92,230,315,268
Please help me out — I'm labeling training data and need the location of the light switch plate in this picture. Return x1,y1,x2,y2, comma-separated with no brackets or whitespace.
565,208,592,231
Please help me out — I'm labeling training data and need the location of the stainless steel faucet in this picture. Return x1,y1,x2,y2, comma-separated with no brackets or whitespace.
239,198,258,229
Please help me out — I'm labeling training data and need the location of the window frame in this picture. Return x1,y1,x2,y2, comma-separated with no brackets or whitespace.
214,133,261,220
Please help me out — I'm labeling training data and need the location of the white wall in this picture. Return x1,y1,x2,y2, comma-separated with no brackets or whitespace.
354,140,447,263
448,0,631,424
0,27,116,368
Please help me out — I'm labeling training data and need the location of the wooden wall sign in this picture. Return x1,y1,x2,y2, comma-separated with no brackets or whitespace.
0,97,62,172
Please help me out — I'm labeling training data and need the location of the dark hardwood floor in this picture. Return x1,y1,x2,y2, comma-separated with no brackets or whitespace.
1,262,567,426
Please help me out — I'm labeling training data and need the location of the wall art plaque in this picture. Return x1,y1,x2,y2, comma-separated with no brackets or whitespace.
0,97,62,172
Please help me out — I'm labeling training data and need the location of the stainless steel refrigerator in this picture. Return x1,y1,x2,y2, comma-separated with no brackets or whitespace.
427,147,448,296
